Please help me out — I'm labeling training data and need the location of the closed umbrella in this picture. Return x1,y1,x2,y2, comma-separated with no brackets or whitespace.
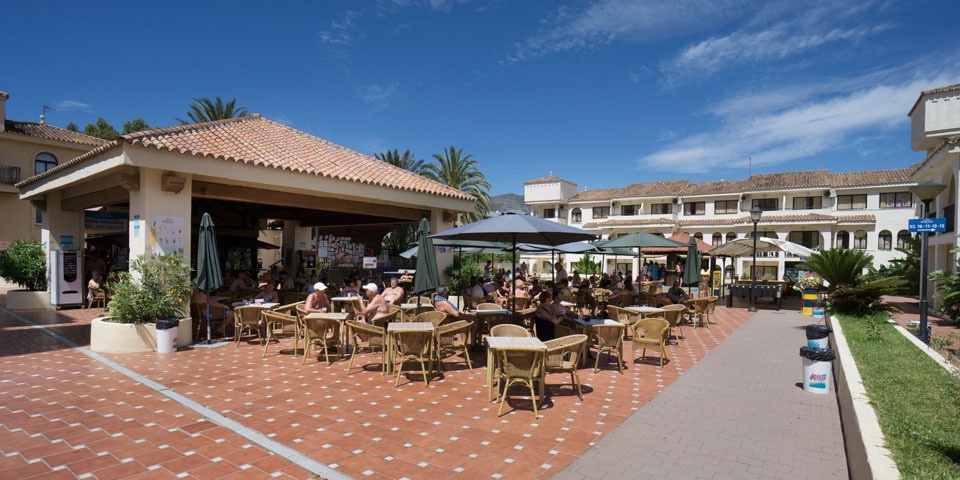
413,219,440,310
194,213,223,343
682,237,701,295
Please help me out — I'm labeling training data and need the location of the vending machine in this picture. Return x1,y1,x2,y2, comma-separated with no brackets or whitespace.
50,250,83,308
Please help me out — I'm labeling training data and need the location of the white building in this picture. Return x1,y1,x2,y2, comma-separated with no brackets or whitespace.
523,168,920,281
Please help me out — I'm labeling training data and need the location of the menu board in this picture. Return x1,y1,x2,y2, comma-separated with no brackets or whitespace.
151,215,185,256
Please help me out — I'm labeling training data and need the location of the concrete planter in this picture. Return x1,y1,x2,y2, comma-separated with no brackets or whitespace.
5,290,51,310
90,316,193,353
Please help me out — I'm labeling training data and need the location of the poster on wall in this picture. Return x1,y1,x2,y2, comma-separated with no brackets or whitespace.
151,215,185,256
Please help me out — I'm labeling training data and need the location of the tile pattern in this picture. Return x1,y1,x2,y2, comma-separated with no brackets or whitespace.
4,303,750,479
3,120,110,147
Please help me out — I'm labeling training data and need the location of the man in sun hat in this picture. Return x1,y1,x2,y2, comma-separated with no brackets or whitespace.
304,282,330,314
361,282,390,323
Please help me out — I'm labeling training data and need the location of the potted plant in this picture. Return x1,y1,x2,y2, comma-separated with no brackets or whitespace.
0,240,50,309
90,254,194,353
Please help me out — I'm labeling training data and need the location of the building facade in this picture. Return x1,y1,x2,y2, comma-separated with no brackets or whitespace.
523,168,920,281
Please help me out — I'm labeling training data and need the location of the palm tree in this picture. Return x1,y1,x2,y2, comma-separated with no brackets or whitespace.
798,248,903,315
423,145,491,224
374,149,427,175
178,97,248,124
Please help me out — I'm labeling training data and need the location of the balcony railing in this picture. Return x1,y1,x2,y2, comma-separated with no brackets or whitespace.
0,165,20,185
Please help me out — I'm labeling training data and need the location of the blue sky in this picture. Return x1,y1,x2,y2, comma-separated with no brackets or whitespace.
2,1,958,195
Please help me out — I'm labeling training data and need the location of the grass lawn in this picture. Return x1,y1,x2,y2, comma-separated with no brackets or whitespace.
839,314,960,479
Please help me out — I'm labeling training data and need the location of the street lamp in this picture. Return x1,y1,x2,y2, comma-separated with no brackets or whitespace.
909,181,946,344
749,206,763,313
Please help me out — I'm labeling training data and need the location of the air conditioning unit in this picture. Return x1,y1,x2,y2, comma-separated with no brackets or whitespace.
611,201,618,207
823,190,831,198
740,194,749,201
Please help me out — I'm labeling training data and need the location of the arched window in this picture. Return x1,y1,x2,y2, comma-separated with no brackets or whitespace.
712,233,722,246
34,152,57,175
726,232,736,242
853,230,867,250
571,208,582,223
693,232,703,241
837,231,849,249
896,230,912,249
878,230,892,250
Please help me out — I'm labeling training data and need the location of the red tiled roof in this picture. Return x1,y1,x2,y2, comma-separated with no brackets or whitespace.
582,217,675,229
524,173,572,185
3,120,109,147
828,168,914,188
744,170,829,192
682,179,747,196
570,180,688,202
18,116,474,201
836,214,876,224
569,187,623,202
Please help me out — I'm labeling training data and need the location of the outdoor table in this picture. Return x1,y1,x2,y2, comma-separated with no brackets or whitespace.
624,306,665,317
304,311,351,352
400,302,434,322
331,296,363,314
560,301,576,308
386,322,435,375
485,336,547,402
726,283,781,310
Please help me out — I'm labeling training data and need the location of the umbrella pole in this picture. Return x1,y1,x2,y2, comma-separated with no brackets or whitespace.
551,251,555,283
206,293,212,343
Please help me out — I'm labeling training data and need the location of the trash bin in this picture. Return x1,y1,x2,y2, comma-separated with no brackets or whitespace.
812,300,825,321
156,318,180,353
805,324,831,349
799,346,835,394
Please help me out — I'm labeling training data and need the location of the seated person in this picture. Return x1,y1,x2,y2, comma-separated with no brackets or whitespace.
665,281,689,304
528,278,543,299
257,282,277,303
434,286,476,339
464,277,487,308
361,283,390,323
279,272,295,291
534,291,561,341
341,280,359,297
192,286,234,334
303,282,331,314
87,271,104,301
381,278,406,305
229,271,256,292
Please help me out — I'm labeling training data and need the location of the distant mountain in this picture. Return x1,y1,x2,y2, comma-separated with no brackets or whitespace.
490,193,531,214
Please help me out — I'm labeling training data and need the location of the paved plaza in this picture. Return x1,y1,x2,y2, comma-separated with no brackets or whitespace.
0,297,848,479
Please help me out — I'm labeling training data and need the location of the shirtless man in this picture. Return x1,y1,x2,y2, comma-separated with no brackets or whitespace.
303,282,330,314
361,283,390,323
381,278,405,305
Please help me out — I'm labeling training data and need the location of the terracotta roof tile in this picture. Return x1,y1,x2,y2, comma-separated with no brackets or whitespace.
18,116,473,201
836,214,876,224
682,179,748,196
745,170,829,192
828,168,914,188
3,120,109,147
524,173,572,185
569,187,623,202
582,217,675,229
678,216,750,227
570,180,689,202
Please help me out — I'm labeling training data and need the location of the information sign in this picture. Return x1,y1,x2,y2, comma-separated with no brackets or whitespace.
908,218,947,233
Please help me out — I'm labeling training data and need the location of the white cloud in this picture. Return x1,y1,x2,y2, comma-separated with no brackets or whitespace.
359,82,400,110
52,100,90,110
319,10,364,46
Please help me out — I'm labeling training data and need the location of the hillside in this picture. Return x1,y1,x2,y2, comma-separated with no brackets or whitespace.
490,193,530,214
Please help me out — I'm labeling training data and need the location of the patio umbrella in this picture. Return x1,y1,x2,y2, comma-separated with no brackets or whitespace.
194,212,223,343
431,212,596,314
682,236,701,294
413,219,440,309
709,237,815,258
597,231,685,281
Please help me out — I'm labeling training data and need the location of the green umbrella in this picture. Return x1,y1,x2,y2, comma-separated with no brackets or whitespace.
413,219,440,299
194,213,223,343
682,236,701,293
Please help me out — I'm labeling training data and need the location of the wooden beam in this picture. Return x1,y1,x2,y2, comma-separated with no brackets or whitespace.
194,181,430,221
61,186,129,211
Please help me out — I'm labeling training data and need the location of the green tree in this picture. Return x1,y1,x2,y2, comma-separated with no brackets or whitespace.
423,145,491,224
799,248,903,316
375,149,427,175
573,253,601,275
122,118,151,134
65,122,79,132
83,118,120,140
178,97,247,124
0,240,47,291
867,235,920,294
930,240,960,322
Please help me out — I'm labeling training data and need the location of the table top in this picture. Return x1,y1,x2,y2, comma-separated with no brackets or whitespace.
331,296,362,302
625,306,665,314
209,295,231,302
235,302,279,309
474,309,511,315
572,317,622,328
400,303,434,309
486,336,547,349
560,301,576,307
304,312,350,320
387,322,435,332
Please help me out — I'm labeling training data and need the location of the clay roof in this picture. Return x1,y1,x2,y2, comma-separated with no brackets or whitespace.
570,180,689,202
524,173,572,185
682,179,747,196
744,170,829,192
18,116,473,201
582,217,674,229
828,168,914,188
569,187,622,202
3,120,109,147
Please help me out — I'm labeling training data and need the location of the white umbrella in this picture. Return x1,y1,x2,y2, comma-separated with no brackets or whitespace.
709,237,816,258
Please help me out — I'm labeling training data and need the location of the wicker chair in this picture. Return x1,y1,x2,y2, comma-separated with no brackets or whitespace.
279,290,304,305
476,303,502,311
490,324,530,338
344,320,386,375
86,287,107,310
683,298,709,328
261,310,300,358
632,318,670,367
274,301,304,316
511,296,531,310
435,320,473,372
543,334,587,401
607,305,641,335
191,301,227,339
661,304,687,344
415,310,448,328
234,305,264,347
391,330,435,386
590,323,625,373
705,296,719,325
302,317,342,365
496,347,546,418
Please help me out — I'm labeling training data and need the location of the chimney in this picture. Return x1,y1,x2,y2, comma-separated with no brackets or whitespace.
0,91,8,132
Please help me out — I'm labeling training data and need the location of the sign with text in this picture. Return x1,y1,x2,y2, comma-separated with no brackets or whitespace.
362,256,377,269
84,210,128,233
908,218,946,233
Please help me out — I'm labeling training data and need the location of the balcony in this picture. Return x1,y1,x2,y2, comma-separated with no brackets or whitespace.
0,165,20,185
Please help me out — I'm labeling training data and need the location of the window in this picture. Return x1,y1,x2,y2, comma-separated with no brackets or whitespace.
592,206,610,219
712,233,723,246
837,231,850,249
694,232,703,241
755,265,779,281
715,200,737,214
34,152,57,176
726,232,736,242
896,230,911,249
571,208,582,223
788,231,822,249
880,192,912,209
853,230,867,250
752,198,778,211
650,203,672,214
683,202,706,215
837,194,867,210
793,196,822,210
621,204,636,216
34,207,42,225
542,208,555,219
878,230,892,250
748,230,776,238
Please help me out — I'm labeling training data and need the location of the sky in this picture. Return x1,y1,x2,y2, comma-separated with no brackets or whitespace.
2,1,959,196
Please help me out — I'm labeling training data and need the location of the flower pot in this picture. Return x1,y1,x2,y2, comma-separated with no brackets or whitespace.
801,288,818,315
90,316,193,353
5,290,51,310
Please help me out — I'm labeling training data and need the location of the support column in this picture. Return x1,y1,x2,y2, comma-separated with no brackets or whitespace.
432,209,456,286
128,168,193,266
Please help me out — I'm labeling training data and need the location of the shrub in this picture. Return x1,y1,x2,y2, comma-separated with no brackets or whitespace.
444,258,484,297
799,248,903,316
0,240,48,291
106,254,193,324
573,253,601,275
930,241,960,322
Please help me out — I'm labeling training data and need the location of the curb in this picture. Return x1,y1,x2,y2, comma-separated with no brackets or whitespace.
888,320,960,376
829,316,901,480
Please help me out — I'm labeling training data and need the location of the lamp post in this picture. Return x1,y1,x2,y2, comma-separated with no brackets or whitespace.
749,206,763,313
909,181,946,344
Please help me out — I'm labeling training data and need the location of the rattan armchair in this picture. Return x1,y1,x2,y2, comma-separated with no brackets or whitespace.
705,296,719,325
415,310,448,328
590,323,625,373
632,318,669,367
496,347,546,418
192,301,227,340
391,330,435,386
261,310,300,358
435,320,473,372
234,305,264,347
683,298,708,328
344,320,386,375
607,305,641,334
543,334,587,401
660,304,687,344
490,324,530,338
302,317,342,365
274,301,304,316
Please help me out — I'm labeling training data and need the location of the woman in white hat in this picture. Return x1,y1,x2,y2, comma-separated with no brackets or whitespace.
304,282,331,314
